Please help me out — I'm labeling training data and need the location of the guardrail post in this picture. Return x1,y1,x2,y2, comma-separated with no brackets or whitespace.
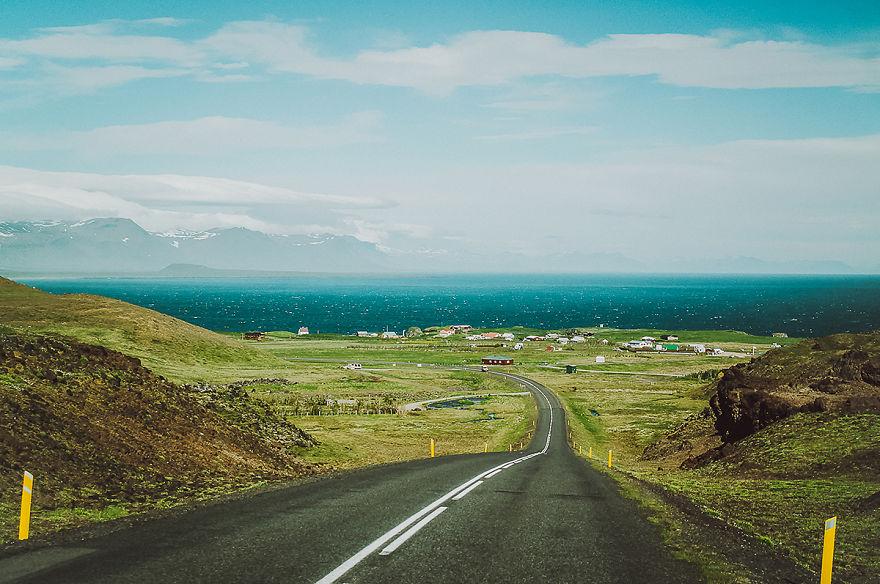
821,516,837,584
19,471,33,540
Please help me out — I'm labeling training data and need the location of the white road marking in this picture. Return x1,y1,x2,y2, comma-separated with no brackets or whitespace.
484,469,503,479
314,372,556,584
451,480,484,501
379,507,448,555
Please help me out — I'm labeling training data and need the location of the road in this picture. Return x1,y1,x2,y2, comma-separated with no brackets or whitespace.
0,372,703,584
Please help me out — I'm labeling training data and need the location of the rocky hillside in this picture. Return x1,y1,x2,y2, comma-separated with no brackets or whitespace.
709,331,880,443
0,332,314,541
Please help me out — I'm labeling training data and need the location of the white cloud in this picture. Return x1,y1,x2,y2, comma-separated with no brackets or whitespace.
11,112,384,155
472,125,597,141
0,166,388,235
2,21,879,94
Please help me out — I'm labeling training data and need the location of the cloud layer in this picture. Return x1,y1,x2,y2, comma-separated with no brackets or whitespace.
2,19,878,94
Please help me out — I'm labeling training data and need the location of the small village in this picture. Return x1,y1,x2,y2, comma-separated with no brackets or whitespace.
241,323,757,363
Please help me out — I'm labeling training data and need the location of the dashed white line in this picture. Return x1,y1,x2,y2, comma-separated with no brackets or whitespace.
314,372,556,584
379,507,448,555
451,480,484,501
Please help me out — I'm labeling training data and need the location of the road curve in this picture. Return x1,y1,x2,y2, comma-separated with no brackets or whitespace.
0,372,703,584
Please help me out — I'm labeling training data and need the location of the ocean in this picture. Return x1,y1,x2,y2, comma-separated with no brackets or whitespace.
20,274,880,338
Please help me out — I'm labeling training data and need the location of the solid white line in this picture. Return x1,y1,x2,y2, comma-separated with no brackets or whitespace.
484,469,503,479
379,507,448,555
314,373,557,584
451,480,484,501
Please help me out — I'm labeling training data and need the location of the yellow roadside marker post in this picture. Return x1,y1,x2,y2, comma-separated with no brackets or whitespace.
821,517,837,584
19,471,33,540
509,444,512,452
589,446,593,458
430,438,435,458
484,442,488,453
607,450,613,468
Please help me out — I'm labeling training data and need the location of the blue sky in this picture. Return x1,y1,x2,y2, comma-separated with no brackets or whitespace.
1,1,878,270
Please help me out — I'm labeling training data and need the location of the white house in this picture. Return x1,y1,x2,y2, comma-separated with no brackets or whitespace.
571,336,586,343
298,326,310,336
356,331,372,337
501,332,515,341
381,331,400,339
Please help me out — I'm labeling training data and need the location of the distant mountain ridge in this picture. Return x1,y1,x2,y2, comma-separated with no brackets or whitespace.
0,218,389,273
0,218,863,275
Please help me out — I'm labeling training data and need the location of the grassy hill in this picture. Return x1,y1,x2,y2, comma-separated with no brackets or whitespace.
0,277,286,382
0,332,314,543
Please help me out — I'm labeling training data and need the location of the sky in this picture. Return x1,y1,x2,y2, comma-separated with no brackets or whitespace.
1,0,879,271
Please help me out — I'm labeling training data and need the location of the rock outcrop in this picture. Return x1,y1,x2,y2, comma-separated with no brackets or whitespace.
709,332,880,443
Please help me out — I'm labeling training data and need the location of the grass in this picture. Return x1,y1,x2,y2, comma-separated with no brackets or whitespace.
0,277,286,382
289,395,536,469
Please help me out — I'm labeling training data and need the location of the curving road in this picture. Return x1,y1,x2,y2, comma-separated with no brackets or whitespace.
0,372,702,583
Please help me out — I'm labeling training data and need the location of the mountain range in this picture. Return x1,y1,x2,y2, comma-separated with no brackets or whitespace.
0,218,864,275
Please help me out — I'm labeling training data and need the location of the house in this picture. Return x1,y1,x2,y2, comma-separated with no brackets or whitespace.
546,333,560,339
660,334,679,341
356,331,372,337
298,327,310,336
381,331,399,339
451,324,473,332
243,331,265,341
483,332,502,339
571,336,586,343
595,355,606,364
501,332,515,341
641,336,656,342
558,337,570,344
600,339,609,345
624,340,653,351
436,329,455,338
690,344,706,354
482,355,513,365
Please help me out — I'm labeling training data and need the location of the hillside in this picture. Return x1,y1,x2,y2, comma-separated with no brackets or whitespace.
642,331,880,581
0,332,315,543
0,277,286,382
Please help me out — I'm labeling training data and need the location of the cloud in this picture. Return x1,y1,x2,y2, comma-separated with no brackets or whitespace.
11,112,384,155
2,20,879,95
0,166,388,235
472,125,597,141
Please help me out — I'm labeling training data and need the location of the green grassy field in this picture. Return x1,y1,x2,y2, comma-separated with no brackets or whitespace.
0,277,286,382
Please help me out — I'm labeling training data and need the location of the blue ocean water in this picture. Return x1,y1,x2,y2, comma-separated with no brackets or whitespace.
20,274,880,337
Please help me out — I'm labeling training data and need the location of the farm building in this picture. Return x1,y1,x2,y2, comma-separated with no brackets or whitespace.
660,334,679,341
243,331,265,340
298,327,310,336
482,355,514,365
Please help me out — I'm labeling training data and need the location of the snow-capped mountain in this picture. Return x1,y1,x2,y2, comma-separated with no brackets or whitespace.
0,218,390,273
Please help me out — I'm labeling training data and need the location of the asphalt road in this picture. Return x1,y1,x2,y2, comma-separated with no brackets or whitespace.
0,372,703,583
